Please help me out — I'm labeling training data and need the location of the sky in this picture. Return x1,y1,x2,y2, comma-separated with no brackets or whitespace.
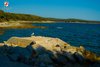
0,0,100,21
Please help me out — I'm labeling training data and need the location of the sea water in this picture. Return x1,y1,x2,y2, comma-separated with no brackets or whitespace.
0,23,100,55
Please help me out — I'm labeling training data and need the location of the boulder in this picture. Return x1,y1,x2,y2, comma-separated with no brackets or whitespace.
38,54,53,64
0,54,10,62
63,52,76,63
39,62,46,67
54,53,68,64
12,47,31,59
26,45,33,53
73,52,85,63
34,54,53,66
0,54,32,67
33,45,47,55
7,54,19,61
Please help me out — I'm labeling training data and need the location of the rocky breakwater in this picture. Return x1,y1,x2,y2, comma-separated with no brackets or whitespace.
0,36,100,67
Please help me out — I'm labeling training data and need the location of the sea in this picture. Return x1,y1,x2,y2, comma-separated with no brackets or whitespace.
0,23,100,55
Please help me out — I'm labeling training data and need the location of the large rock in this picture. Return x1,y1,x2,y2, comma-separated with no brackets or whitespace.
63,52,76,63
73,52,85,63
0,36,100,67
0,54,10,62
7,54,19,61
34,54,53,67
0,54,32,67
12,47,31,59
53,53,68,64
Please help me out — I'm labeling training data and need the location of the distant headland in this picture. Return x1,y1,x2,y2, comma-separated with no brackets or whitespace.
0,10,100,24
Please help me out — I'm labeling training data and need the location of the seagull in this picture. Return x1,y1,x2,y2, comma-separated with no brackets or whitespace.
31,32,35,36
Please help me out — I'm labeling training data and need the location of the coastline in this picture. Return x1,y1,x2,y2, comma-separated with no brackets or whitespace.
0,20,100,24
0,21,46,29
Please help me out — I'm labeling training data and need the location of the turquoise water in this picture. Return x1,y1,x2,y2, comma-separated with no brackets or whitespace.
0,23,100,55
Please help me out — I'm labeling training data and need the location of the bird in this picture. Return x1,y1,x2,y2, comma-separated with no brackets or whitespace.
31,32,35,36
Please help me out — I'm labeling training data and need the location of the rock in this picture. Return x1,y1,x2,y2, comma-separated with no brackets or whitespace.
34,54,53,66
12,47,31,59
47,65,54,67
40,62,46,67
52,44,62,53
79,46,85,51
33,45,47,55
73,63,83,67
38,54,53,64
0,36,99,67
54,53,68,64
26,45,33,53
0,54,10,62
7,54,19,61
73,52,85,63
90,62,100,67
0,54,32,67
0,45,9,54
64,62,76,67
83,50,97,61
63,52,76,63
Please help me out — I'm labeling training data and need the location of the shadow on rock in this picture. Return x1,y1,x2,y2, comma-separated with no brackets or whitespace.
0,45,100,67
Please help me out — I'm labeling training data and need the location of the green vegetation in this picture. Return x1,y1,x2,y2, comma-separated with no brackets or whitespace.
0,10,100,23
0,10,46,22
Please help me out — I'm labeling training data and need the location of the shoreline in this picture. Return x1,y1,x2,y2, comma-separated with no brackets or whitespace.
0,21,100,24
0,22,46,29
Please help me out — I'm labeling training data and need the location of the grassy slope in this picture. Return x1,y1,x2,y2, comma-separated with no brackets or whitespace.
0,10,100,23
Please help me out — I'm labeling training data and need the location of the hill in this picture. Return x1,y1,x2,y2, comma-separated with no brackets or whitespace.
0,10,100,23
